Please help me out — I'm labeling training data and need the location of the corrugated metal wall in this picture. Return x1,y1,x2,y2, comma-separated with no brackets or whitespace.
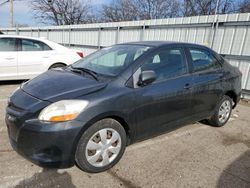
1,13,250,96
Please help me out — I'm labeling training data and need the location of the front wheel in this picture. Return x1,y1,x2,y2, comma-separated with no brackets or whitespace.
209,95,233,127
75,119,126,173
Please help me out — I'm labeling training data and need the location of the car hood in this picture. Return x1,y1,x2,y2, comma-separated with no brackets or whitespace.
21,69,107,102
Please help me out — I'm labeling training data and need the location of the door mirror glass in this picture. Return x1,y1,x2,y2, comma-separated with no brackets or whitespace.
138,70,156,86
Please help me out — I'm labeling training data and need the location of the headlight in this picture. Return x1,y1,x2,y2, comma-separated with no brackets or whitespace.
38,100,88,122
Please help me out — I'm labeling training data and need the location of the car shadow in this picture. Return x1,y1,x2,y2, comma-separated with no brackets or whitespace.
15,168,76,188
198,119,211,126
217,150,250,187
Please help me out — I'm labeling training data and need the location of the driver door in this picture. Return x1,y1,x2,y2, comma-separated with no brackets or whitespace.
132,47,193,140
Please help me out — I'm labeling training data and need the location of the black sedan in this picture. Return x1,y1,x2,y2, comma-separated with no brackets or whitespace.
6,41,242,173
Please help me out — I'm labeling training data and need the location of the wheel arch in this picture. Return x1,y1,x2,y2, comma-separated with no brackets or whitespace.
48,62,67,70
106,115,131,145
224,90,237,108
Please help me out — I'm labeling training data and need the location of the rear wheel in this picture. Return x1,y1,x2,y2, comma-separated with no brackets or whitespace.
75,119,126,173
209,95,233,127
49,63,66,69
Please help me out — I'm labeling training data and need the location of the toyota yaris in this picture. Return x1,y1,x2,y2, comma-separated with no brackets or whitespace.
6,41,241,173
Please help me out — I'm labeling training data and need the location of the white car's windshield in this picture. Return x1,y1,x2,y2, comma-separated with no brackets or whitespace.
72,45,151,76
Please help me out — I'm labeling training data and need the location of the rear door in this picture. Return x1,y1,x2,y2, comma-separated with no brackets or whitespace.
0,37,18,80
187,47,223,117
17,38,53,78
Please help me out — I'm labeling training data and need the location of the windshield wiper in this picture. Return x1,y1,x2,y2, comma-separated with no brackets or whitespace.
70,66,99,81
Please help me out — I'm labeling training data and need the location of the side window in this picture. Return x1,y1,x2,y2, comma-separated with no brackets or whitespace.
141,48,187,82
21,39,52,51
189,48,220,72
0,38,16,51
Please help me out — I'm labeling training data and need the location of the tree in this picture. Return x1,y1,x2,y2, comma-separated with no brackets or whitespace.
182,0,236,16
31,0,92,25
238,0,250,13
102,0,137,22
133,0,181,19
219,0,235,14
102,0,181,22
30,0,250,25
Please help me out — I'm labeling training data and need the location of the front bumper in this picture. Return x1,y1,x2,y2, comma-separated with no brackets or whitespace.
6,116,84,168
5,88,90,168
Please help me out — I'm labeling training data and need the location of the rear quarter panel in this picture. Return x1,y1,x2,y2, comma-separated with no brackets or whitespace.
44,50,81,70
222,61,242,100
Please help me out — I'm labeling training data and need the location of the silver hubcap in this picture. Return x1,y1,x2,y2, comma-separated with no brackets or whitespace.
85,128,121,167
218,100,231,123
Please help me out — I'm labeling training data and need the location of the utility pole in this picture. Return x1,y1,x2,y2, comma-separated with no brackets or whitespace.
10,0,13,27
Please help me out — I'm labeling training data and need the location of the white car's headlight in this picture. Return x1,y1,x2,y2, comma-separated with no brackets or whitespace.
38,100,88,122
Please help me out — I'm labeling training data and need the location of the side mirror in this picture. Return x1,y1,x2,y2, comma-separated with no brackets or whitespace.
138,70,156,86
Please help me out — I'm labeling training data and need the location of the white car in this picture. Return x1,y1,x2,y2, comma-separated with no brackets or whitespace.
0,35,84,81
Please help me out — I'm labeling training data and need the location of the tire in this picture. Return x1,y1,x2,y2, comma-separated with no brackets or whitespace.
75,118,126,173
49,63,66,69
209,95,233,127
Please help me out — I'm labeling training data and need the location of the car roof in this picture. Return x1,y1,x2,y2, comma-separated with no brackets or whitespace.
0,34,48,42
0,34,69,50
120,41,210,49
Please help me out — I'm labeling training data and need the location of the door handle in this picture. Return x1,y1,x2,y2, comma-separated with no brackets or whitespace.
184,83,191,90
5,57,14,60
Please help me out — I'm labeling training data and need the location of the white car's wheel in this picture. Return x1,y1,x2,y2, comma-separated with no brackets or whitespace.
49,63,66,70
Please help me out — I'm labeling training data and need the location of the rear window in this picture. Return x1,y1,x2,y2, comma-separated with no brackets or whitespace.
189,48,220,72
21,39,52,51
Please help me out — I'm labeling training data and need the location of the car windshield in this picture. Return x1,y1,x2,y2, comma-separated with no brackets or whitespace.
71,45,151,76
